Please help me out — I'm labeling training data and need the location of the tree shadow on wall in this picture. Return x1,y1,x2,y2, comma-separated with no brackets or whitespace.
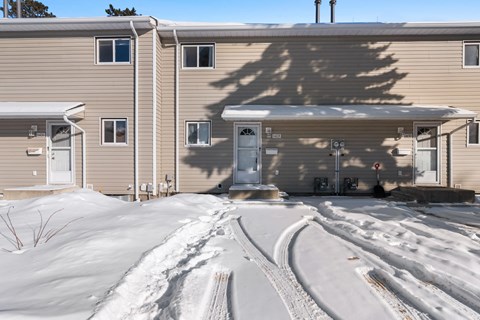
184,39,411,192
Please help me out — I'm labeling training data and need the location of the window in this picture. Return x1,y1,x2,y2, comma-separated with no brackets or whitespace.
464,42,480,67
182,44,215,68
102,119,127,145
186,121,211,146
97,38,131,64
468,121,479,145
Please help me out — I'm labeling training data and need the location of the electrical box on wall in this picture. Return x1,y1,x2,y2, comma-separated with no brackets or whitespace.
265,148,278,155
394,148,411,156
27,148,42,155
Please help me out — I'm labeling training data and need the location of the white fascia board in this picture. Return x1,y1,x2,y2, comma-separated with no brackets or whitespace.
0,102,85,119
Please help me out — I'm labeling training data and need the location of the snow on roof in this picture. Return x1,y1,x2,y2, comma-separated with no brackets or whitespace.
0,102,85,118
221,104,477,121
0,16,157,32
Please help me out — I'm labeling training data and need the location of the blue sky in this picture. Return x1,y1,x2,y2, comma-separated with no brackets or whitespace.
46,0,478,23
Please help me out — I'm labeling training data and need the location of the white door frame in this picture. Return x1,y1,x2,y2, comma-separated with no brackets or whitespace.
233,122,262,184
414,122,441,185
46,121,75,185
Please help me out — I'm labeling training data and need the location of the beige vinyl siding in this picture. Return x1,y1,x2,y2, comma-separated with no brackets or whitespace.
261,120,415,193
161,35,480,193
0,120,47,190
0,29,155,195
159,43,176,189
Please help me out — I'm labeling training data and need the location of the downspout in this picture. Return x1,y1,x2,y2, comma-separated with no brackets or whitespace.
173,29,180,192
152,29,157,196
3,0,7,18
63,115,86,188
447,132,452,188
16,0,20,18
130,21,139,201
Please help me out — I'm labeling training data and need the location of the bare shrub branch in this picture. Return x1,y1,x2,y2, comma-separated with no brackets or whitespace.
0,207,23,251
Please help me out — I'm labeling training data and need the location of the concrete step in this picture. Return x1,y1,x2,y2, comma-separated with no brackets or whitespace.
2,185,78,200
229,184,280,200
390,186,475,203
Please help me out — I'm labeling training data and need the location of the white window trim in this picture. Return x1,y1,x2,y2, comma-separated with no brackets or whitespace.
96,37,132,65
463,41,480,68
101,118,128,146
181,44,216,70
467,120,480,147
185,121,212,147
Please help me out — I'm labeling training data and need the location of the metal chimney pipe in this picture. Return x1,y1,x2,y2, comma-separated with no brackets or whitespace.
330,0,336,23
17,0,21,18
314,0,321,23
3,0,7,18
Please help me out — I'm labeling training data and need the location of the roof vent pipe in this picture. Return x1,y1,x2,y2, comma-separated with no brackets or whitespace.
17,0,21,18
3,0,7,18
330,0,336,23
314,0,321,23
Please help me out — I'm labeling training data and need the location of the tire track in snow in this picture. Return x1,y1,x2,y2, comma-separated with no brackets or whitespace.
202,270,232,320
309,217,480,319
230,216,331,320
357,267,430,320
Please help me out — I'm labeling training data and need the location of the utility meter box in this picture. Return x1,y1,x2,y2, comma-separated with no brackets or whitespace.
331,139,345,150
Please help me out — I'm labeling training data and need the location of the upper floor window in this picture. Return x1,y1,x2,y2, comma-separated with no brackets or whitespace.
102,118,127,145
182,44,215,69
464,42,480,67
468,121,479,145
97,38,131,64
186,121,211,146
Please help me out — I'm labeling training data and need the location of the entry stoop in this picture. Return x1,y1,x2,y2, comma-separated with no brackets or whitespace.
391,186,476,203
2,185,79,200
229,184,280,200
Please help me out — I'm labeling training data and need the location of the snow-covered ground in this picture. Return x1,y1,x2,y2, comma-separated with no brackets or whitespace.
0,190,479,319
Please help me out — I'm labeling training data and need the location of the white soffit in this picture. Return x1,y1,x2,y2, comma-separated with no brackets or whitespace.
221,105,477,121
0,102,85,119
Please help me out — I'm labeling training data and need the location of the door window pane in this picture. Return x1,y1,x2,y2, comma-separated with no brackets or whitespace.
238,150,257,171
238,127,257,148
417,127,437,148
52,125,71,147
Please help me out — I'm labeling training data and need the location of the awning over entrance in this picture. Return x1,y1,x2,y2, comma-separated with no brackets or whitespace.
0,102,85,119
221,105,477,121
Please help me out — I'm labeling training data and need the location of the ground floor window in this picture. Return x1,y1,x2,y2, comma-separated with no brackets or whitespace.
102,118,127,145
186,121,211,146
468,121,480,145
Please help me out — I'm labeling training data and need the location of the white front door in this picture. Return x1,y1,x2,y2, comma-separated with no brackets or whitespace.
414,123,440,184
235,123,261,184
48,122,74,184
